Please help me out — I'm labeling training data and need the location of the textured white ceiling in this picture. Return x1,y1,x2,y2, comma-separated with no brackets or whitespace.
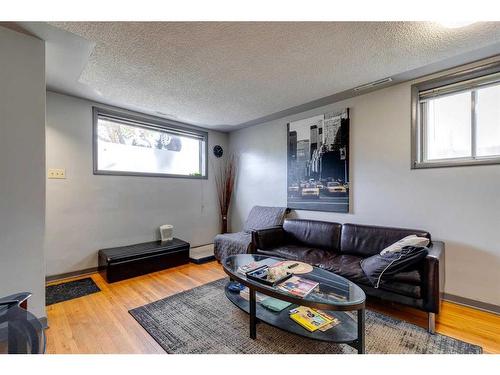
42,22,500,129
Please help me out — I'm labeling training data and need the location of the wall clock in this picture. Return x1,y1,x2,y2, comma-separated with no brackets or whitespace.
213,145,224,158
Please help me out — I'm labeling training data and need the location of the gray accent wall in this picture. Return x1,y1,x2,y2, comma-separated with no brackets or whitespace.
228,80,500,307
45,92,228,277
0,27,46,318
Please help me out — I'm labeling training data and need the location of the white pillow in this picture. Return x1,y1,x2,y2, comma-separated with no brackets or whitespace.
380,235,430,256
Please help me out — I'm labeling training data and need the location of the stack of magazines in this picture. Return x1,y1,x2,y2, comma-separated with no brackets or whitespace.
289,306,340,332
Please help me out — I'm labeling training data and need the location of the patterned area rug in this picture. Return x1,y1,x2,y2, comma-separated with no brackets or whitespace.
129,278,482,354
46,277,101,306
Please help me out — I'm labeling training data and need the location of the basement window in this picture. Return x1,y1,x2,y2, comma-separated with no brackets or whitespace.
93,107,208,178
411,61,500,168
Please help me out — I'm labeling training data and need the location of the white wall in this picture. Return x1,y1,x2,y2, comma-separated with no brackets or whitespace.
0,27,46,318
229,81,500,307
45,92,228,276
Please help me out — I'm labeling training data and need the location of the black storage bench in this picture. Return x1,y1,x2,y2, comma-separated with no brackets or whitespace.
98,238,190,283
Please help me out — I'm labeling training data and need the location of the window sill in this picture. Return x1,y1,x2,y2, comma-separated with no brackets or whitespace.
412,157,500,169
94,170,208,179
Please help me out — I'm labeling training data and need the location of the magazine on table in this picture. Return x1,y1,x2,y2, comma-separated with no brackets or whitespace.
277,276,319,298
289,306,340,332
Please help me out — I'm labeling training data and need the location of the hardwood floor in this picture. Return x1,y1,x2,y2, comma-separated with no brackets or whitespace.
45,261,500,354
45,262,226,354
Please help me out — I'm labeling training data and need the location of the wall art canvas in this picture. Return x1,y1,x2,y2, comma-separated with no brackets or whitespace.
287,108,349,212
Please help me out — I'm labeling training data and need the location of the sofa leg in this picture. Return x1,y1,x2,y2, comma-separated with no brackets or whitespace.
428,312,436,334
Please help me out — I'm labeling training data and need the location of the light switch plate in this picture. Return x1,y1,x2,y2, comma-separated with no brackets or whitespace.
48,168,66,179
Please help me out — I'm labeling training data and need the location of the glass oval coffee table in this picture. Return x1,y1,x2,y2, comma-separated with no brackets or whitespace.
222,254,367,353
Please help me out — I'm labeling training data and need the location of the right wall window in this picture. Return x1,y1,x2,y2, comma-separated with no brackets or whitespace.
412,62,500,168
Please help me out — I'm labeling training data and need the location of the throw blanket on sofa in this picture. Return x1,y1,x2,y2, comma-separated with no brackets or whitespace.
242,206,289,233
214,206,288,261
214,232,253,262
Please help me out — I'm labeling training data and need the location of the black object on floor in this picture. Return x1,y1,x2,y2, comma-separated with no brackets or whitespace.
98,239,190,283
46,278,100,306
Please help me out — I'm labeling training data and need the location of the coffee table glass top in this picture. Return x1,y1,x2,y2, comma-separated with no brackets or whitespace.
223,254,366,310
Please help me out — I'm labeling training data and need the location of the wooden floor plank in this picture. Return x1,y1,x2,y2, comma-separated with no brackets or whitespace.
45,261,499,354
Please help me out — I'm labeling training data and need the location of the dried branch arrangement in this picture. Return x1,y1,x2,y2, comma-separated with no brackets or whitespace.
214,155,237,233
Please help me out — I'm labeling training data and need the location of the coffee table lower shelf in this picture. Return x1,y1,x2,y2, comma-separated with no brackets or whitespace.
224,282,365,353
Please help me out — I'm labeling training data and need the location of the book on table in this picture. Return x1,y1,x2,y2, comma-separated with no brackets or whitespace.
260,297,292,312
239,287,292,312
289,306,340,332
276,276,319,298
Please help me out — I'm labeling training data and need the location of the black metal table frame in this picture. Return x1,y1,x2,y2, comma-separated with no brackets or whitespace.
0,292,46,354
224,269,366,354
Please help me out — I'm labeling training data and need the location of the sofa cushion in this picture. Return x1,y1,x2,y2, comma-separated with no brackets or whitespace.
316,254,370,285
360,246,428,288
340,223,431,257
378,281,422,299
380,235,430,255
283,219,341,252
256,245,331,265
391,270,421,285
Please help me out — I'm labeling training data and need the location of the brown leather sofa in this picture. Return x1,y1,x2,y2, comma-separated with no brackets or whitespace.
251,218,445,333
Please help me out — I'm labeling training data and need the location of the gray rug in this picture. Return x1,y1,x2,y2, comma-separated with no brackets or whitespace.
46,277,101,306
129,279,482,354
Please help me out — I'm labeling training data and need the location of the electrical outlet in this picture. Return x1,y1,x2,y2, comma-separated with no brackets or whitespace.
48,168,66,179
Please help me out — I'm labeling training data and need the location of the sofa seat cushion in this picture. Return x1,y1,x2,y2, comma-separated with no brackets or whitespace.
391,270,421,285
256,245,331,265
378,281,422,299
316,254,370,285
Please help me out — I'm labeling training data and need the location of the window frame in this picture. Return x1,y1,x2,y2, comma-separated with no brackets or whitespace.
92,106,209,179
411,60,500,169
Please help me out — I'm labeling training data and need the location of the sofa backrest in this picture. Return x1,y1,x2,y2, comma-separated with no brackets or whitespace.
283,219,341,252
340,223,431,257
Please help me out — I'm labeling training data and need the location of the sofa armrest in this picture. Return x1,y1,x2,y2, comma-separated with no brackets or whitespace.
422,241,445,313
251,226,286,252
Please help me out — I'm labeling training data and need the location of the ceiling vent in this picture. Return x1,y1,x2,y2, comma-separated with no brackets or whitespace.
353,77,393,92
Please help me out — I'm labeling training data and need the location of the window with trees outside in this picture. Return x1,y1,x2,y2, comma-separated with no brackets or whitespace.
93,107,208,178
412,62,500,168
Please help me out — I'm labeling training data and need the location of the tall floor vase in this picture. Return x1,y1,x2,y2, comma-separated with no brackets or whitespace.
220,215,228,234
